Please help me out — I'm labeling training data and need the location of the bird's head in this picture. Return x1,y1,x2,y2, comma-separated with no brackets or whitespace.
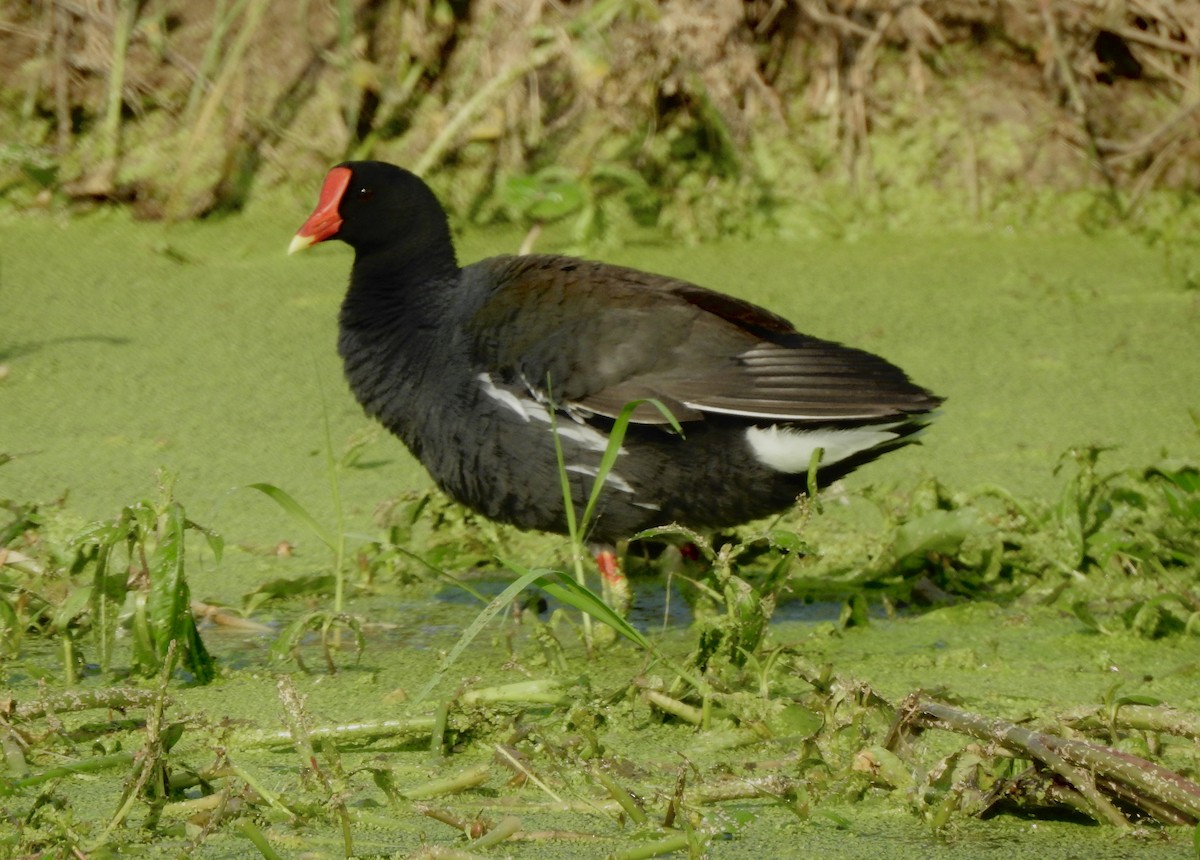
288,161,449,260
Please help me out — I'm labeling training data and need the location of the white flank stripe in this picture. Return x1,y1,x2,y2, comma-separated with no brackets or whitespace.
477,372,533,421
566,464,635,493
555,422,611,452
746,424,900,474
478,373,616,453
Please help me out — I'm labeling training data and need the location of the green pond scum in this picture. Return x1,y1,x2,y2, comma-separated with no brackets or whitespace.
2,210,1200,857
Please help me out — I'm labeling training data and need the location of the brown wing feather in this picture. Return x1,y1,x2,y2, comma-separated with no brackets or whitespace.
466,255,940,425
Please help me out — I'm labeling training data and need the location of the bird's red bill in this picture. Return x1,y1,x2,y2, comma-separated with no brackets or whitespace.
288,166,352,255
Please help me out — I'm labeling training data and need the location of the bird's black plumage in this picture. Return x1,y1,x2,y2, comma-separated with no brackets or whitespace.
291,161,942,543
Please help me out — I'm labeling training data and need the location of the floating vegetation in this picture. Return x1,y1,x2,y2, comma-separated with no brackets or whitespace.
2,448,1197,856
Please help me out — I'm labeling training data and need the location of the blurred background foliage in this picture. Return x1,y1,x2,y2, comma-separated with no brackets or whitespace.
2,0,1200,243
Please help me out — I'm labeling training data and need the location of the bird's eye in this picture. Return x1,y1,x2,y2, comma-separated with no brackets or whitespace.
356,187,373,201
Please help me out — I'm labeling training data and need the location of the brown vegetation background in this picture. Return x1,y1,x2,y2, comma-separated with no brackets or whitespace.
2,0,1199,237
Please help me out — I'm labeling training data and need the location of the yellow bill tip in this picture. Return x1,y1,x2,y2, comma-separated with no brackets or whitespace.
287,233,316,256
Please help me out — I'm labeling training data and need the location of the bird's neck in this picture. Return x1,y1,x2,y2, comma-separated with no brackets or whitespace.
341,240,459,332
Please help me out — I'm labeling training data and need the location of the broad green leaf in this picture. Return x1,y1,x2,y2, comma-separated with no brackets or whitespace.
892,509,982,563
1114,694,1163,707
51,585,92,632
148,503,187,664
766,529,807,554
769,704,824,740
186,518,225,563
502,173,585,221
148,503,214,683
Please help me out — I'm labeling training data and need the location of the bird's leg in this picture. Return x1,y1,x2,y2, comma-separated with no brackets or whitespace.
594,545,631,616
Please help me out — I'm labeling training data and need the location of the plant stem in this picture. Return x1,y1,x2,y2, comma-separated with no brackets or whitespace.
166,0,271,218
61,634,76,685
232,716,438,748
97,0,139,186
467,815,522,850
228,761,298,819
607,833,692,860
400,763,492,800
12,687,160,721
182,0,241,124
237,819,287,860
51,1,72,155
591,767,648,826
319,389,347,616
10,751,136,789
1062,703,1200,740
545,391,594,650
906,696,1200,824
414,40,566,176
337,0,358,145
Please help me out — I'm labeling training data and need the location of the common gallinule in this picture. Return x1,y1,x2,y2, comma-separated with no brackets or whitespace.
290,161,942,545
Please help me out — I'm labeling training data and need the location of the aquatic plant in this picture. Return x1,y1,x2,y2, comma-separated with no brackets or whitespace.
3,450,1200,857
0,471,218,684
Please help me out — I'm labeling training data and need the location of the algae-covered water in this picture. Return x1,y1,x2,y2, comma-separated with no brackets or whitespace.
4,208,1198,558
2,207,1199,857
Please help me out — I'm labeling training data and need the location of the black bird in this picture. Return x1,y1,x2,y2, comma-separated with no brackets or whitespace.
289,161,942,545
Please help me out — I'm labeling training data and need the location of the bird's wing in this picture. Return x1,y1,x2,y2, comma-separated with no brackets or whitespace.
465,255,939,426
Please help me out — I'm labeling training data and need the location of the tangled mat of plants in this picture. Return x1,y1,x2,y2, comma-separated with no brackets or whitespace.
1,449,1199,856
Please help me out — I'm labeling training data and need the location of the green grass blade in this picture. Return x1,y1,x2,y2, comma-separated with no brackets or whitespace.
344,532,490,603
315,370,348,614
270,611,325,665
529,567,650,650
413,565,549,705
522,562,709,694
247,483,336,552
806,446,825,514
579,398,682,537
546,405,580,542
